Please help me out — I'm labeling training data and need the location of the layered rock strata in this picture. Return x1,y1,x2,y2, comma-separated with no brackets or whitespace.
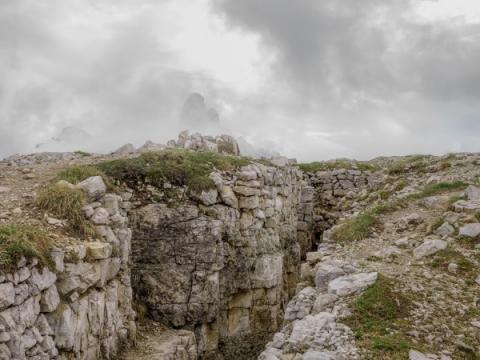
129,162,313,359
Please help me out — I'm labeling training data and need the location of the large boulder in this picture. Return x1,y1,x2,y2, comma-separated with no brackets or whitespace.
76,176,106,201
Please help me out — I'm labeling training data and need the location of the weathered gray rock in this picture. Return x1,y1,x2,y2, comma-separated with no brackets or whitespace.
312,293,338,314
315,260,357,289
196,189,218,206
435,222,455,237
465,185,480,201
86,242,112,260
284,287,317,321
90,207,110,225
40,285,60,313
413,239,447,259
217,185,238,208
328,272,378,296
0,283,15,310
459,223,480,237
76,176,106,201
29,267,57,292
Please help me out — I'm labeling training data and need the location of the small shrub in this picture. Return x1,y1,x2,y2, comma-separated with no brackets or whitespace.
0,224,53,269
36,184,95,237
332,213,377,242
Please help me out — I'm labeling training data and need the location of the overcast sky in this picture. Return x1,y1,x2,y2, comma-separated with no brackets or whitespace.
1,0,480,161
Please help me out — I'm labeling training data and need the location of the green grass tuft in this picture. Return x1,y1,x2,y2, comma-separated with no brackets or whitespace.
97,149,250,193
331,213,377,242
430,248,475,279
57,165,115,191
0,224,53,270
36,183,96,238
344,275,416,359
408,181,468,200
57,165,105,184
298,160,380,173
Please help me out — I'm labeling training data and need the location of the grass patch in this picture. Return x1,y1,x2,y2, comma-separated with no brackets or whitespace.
298,160,380,173
57,165,115,191
331,213,377,242
74,150,92,157
408,181,468,200
430,248,474,279
0,224,53,270
97,149,250,193
344,275,416,359
36,183,96,238
57,165,105,184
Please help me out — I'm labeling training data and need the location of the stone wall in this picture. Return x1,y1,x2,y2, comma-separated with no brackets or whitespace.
129,162,312,359
0,178,136,360
304,169,384,240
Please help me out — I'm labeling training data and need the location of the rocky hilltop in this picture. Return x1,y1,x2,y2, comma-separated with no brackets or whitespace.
1,139,480,360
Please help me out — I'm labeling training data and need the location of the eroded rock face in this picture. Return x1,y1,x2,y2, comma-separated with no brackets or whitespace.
0,178,136,360
130,163,312,358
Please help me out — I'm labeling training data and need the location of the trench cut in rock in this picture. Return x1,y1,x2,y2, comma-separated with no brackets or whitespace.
129,162,315,358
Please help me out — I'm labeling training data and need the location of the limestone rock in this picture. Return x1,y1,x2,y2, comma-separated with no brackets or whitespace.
435,222,455,237
29,267,57,292
413,239,447,259
0,283,15,309
465,185,480,201
284,287,317,321
328,272,378,296
315,260,357,289
40,285,60,313
86,242,112,260
90,207,110,225
76,176,106,201
459,223,480,237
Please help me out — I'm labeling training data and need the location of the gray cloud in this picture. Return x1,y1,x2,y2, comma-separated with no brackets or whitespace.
0,0,220,157
1,0,480,161
213,0,480,160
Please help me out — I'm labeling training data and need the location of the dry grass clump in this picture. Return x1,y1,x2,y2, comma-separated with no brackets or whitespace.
0,224,53,270
36,183,96,237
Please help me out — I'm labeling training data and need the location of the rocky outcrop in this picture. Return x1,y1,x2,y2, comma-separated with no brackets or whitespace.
260,246,378,360
129,162,312,358
168,131,241,156
0,179,136,360
304,168,383,240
